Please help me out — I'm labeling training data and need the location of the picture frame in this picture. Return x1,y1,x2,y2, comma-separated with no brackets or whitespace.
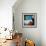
22,13,37,28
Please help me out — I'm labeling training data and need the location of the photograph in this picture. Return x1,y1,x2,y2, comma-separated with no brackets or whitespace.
22,13,37,28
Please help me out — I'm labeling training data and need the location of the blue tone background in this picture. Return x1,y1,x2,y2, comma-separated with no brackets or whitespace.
24,15,32,20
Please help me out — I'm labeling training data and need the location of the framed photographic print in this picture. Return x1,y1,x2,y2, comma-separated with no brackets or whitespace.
22,13,37,28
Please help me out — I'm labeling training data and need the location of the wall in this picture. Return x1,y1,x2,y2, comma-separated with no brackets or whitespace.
0,0,16,30
13,0,41,46
41,0,46,46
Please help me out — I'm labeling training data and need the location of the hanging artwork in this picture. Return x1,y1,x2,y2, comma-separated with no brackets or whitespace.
22,13,37,28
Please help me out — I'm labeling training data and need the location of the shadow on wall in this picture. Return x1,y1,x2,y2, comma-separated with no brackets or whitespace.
23,32,41,46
